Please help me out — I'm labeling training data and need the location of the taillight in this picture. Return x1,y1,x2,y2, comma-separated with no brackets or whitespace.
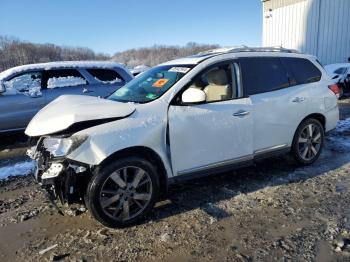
328,84,341,98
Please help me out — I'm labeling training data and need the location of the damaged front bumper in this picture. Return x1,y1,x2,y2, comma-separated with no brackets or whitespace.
27,141,91,204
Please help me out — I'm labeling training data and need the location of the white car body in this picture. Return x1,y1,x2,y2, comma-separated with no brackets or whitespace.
26,47,339,227
27,50,338,179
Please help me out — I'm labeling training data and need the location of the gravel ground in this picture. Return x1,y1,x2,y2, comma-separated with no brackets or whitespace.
1,101,350,261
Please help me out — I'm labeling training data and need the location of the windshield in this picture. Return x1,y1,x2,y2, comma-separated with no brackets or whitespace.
108,65,193,103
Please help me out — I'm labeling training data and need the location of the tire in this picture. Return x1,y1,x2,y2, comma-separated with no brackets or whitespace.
291,118,324,165
87,156,159,228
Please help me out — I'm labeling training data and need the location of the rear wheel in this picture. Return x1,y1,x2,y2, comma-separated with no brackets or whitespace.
87,157,159,228
292,118,324,165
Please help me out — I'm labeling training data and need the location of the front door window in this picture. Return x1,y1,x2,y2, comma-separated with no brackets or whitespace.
4,71,42,97
187,64,236,102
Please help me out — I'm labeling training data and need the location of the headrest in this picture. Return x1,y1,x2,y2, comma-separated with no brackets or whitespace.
207,69,228,85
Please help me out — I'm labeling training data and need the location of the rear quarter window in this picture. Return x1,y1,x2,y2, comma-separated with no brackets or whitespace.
239,57,290,96
281,58,322,85
87,69,124,84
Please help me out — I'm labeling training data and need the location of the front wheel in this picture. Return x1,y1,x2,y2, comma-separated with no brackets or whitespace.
291,118,324,165
87,157,159,228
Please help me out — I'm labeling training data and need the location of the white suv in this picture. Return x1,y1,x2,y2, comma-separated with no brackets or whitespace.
26,47,340,227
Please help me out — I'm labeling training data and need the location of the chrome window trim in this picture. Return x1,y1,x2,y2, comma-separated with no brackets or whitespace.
233,62,243,98
177,155,253,176
254,144,289,155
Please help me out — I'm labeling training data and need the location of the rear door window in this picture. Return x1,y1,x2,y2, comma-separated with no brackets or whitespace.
87,69,124,84
281,58,322,85
239,57,290,96
42,69,87,89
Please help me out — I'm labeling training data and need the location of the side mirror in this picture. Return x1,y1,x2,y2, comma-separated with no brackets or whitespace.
182,87,206,104
0,81,5,93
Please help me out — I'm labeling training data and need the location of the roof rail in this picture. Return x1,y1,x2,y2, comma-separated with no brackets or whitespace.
197,46,300,56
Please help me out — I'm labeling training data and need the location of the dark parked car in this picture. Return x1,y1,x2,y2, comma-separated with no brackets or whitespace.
0,61,133,134
325,63,350,97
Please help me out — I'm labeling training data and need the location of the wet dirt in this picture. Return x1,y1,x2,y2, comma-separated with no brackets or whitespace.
0,101,350,261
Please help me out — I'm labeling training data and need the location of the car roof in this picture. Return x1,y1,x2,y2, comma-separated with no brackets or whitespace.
160,46,314,66
324,63,350,73
0,61,127,80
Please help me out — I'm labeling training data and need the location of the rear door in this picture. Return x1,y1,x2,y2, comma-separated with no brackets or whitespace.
239,57,306,154
0,70,46,132
42,69,91,103
85,68,126,97
281,57,324,121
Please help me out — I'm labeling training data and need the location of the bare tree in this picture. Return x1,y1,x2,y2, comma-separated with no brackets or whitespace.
0,36,219,72
0,36,109,72
112,43,219,67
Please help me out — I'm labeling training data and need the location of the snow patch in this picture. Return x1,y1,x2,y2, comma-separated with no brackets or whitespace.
130,65,150,76
0,160,35,180
47,76,86,89
326,118,350,152
335,118,350,133
3,75,42,97
0,61,127,81
94,77,122,84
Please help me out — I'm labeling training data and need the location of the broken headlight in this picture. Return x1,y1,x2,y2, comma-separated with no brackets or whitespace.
43,136,87,157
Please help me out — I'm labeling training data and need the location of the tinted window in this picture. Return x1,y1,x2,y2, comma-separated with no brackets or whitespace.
87,69,124,83
334,67,347,75
282,58,321,85
42,69,87,88
240,57,289,96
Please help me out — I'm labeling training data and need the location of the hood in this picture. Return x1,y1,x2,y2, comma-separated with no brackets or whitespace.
25,95,135,136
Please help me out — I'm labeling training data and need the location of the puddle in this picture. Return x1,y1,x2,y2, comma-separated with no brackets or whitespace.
336,183,347,193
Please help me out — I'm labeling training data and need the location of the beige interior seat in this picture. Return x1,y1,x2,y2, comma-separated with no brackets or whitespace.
204,69,230,102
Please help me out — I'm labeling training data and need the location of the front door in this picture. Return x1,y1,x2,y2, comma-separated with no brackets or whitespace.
168,62,253,176
0,71,46,132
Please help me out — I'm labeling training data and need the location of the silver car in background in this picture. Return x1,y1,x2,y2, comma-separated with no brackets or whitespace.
0,61,133,134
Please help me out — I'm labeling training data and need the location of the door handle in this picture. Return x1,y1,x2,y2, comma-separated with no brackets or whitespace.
83,88,93,93
233,110,250,117
292,97,305,103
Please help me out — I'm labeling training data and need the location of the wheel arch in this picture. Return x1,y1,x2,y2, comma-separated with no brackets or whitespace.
291,113,326,147
300,113,326,130
96,146,169,197
291,113,325,165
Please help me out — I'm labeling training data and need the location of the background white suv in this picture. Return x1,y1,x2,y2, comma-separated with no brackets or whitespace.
26,47,339,227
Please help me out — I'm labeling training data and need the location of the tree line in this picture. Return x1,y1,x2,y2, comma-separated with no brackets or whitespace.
0,36,219,72
0,36,109,72
111,42,219,67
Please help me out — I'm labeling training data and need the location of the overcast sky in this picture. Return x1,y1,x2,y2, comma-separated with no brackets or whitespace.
0,0,262,55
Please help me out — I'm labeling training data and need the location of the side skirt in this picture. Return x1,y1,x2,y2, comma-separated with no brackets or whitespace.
169,145,291,185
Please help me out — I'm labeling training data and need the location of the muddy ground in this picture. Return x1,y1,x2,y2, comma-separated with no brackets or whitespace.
1,101,350,261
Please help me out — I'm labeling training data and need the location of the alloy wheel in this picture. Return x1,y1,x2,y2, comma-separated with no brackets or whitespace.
297,123,322,161
99,166,153,221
